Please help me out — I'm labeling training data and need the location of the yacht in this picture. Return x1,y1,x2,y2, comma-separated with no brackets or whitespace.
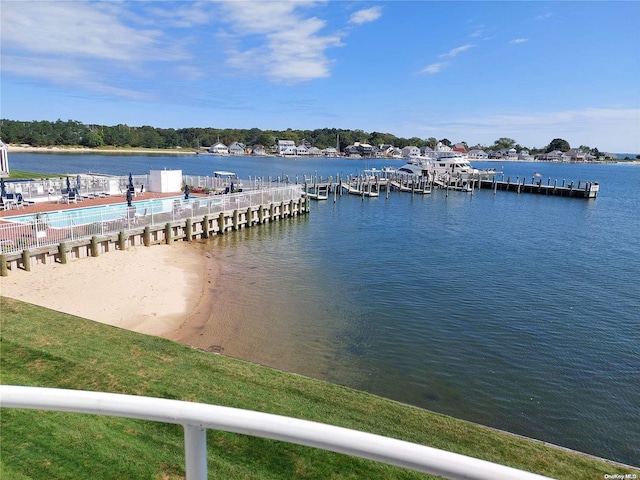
397,154,499,184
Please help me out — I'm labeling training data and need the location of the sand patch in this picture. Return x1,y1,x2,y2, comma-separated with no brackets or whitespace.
0,242,211,336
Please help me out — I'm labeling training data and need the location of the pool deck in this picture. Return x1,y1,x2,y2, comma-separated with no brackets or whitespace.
0,192,206,222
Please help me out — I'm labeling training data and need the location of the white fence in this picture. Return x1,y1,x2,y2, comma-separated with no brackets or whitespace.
0,186,303,255
0,386,552,480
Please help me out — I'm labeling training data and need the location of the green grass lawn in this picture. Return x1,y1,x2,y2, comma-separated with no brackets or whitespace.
1,297,637,479
4,170,64,180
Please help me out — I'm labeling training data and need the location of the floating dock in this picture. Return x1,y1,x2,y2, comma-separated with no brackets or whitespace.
302,173,600,200
479,176,599,198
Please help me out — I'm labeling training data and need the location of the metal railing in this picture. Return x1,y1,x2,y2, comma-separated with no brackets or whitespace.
0,386,552,480
0,186,303,255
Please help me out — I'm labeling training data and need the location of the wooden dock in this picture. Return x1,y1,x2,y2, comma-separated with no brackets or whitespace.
478,176,599,198
302,173,599,201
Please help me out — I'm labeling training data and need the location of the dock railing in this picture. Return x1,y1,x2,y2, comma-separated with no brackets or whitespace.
0,385,552,480
0,185,303,255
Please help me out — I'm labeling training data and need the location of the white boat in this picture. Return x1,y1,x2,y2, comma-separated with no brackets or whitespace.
397,155,498,184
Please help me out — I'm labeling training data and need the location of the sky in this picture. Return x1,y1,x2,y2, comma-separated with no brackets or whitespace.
1,1,639,153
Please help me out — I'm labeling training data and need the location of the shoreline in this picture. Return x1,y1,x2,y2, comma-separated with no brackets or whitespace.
7,144,638,164
0,242,215,337
7,145,197,155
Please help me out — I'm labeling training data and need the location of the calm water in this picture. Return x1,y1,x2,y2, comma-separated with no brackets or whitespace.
10,152,640,465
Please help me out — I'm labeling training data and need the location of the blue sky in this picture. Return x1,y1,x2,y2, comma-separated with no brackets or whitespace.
2,1,639,153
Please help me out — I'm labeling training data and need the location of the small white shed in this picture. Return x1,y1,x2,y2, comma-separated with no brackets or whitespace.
148,169,182,193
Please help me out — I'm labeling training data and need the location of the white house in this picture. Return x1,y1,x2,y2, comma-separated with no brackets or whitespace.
401,146,421,158
277,140,296,156
251,145,266,156
518,150,533,161
323,147,338,157
467,149,488,159
209,142,229,155
296,144,309,155
229,142,246,155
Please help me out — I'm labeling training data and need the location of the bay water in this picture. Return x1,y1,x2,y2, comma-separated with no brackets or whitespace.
9,153,640,465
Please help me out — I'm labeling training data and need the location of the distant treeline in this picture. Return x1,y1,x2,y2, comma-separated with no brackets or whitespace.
1,118,620,157
0,119,432,152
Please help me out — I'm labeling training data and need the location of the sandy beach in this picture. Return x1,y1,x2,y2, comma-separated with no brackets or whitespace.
7,144,197,155
0,242,215,338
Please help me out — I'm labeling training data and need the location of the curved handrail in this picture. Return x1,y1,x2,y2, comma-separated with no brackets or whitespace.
0,385,552,480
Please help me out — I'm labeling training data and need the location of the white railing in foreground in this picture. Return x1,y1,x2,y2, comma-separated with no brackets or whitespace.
0,386,551,480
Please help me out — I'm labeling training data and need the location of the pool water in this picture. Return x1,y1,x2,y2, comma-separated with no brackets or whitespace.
4,196,189,227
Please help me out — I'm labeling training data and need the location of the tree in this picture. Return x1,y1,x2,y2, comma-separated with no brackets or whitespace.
492,137,516,150
545,138,570,152
81,130,104,148
425,137,437,149
439,138,451,147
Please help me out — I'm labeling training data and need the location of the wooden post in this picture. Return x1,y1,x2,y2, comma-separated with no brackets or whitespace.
233,209,239,230
59,242,68,264
22,250,31,272
119,230,126,250
144,226,151,246
91,236,99,257
270,203,275,221
218,212,225,233
0,254,7,277
202,215,209,238
246,207,253,225
185,218,192,241
165,223,173,245
258,205,264,224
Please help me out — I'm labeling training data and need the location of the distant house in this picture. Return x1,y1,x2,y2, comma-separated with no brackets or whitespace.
251,145,266,156
505,148,518,160
229,142,246,155
518,150,532,161
420,145,436,158
536,150,569,162
308,146,323,156
565,148,594,162
209,142,229,155
379,144,396,157
344,145,361,157
355,142,375,157
401,146,420,158
296,144,309,155
277,140,296,156
453,143,467,154
323,147,338,157
468,149,488,159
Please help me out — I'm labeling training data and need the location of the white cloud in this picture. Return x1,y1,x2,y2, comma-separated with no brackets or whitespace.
509,38,528,45
349,6,383,25
420,63,447,74
469,26,485,38
535,13,553,20
440,44,475,58
217,1,343,83
2,55,150,101
0,1,177,62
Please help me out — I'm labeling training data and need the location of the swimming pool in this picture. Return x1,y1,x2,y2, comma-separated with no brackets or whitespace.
3,196,199,227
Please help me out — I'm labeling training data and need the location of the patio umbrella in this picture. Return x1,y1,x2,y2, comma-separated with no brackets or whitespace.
76,174,81,193
126,188,132,207
128,173,134,189
66,176,71,192
184,184,190,200
0,178,6,197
